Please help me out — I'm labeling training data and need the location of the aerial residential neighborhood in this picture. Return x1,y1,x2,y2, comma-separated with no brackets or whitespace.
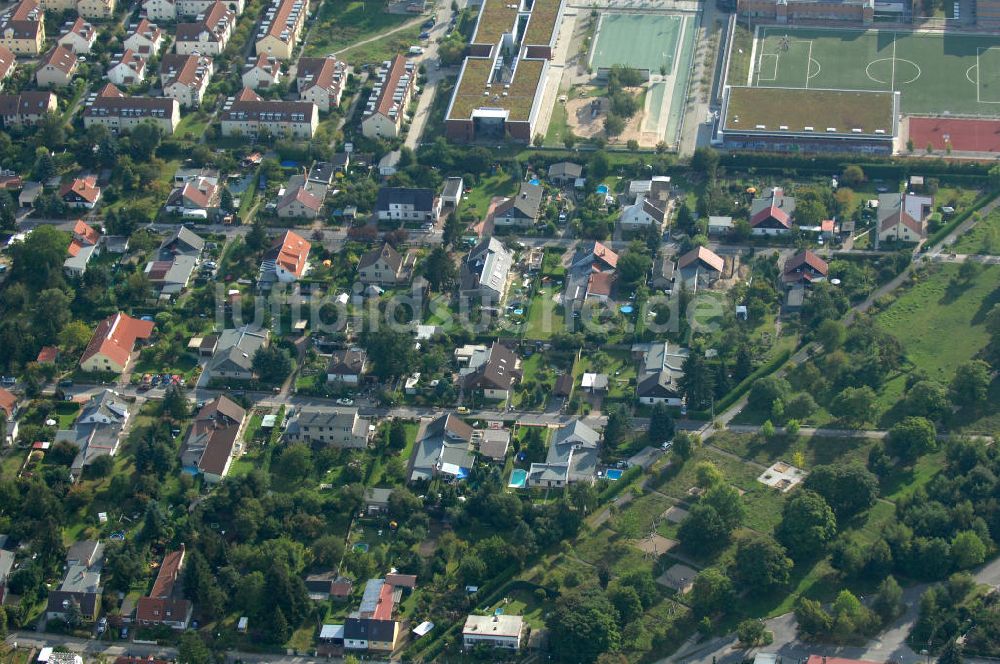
0,0,998,659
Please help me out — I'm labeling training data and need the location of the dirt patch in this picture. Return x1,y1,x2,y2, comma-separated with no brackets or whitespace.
566,96,608,139
631,534,677,555
663,505,688,523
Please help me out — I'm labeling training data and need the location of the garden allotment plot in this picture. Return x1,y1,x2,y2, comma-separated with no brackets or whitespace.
752,26,1000,116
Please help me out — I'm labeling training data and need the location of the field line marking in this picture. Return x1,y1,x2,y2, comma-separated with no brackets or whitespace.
806,40,813,88
891,33,896,91
978,46,981,103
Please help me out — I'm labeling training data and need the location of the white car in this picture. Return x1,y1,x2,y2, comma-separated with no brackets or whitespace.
336,398,354,406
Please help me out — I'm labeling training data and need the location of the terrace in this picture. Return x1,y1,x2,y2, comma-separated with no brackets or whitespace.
723,86,895,137
523,0,560,46
472,0,519,45
448,57,545,122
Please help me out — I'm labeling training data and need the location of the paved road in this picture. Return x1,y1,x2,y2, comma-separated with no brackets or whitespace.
403,2,457,151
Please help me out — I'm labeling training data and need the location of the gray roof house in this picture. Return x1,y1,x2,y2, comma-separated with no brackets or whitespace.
410,412,474,482
55,389,129,477
144,254,199,295
461,237,513,303
547,161,582,186
284,407,371,448
206,325,269,381
461,342,520,400
326,348,367,384
636,341,688,406
46,540,105,622
375,187,440,222
493,183,543,227
527,420,599,488
159,226,205,257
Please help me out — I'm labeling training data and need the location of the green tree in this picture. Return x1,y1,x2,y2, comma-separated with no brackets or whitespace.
549,587,621,663
949,360,991,408
252,345,292,383
736,619,767,646
905,380,950,420
817,319,846,349
162,385,190,420
689,567,733,616
951,531,987,569
872,575,904,623
886,416,937,464
11,225,68,290
830,386,879,427
776,490,837,560
747,375,791,414
617,250,651,286
678,504,730,555
387,419,407,452
221,187,235,212
246,218,268,252
607,584,643,625
422,246,458,291
364,329,415,379
128,123,162,161
648,402,674,445
691,147,720,179
938,639,965,664
702,484,745,532
732,534,792,592
0,190,14,231
672,431,697,460
276,444,312,480
803,462,879,520
796,598,833,637
841,165,865,187
588,151,610,180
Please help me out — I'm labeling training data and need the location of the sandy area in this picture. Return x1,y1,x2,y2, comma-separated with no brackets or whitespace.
632,534,677,555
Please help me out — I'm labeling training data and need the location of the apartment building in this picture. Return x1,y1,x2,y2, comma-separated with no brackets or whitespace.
174,1,235,55
296,56,346,112
361,55,414,139
254,0,306,59
0,0,44,56
160,53,213,107
219,87,317,138
82,83,180,134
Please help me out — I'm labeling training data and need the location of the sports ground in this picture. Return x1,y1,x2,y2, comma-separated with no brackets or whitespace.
751,26,1000,117
589,13,686,74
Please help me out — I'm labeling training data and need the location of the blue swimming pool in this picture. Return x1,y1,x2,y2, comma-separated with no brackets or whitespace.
620,305,634,314
508,469,528,488
513,308,524,316
529,178,541,186
596,184,609,194
606,469,624,480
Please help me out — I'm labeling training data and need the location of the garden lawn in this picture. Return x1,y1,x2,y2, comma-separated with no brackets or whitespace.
576,349,635,400
876,264,998,382
524,287,562,339
710,431,876,470
304,0,419,57
462,173,518,220
484,587,548,629
951,209,1000,255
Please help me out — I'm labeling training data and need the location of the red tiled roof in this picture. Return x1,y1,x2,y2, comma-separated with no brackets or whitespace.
270,230,311,277
587,270,614,296
0,387,15,418
297,56,344,93
73,219,100,244
0,45,15,80
372,581,395,621
79,313,155,368
592,241,618,268
784,250,828,278
36,346,58,363
750,203,791,228
60,176,100,203
678,246,724,273
277,185,322,211
368,55,409,119
39,45,77,74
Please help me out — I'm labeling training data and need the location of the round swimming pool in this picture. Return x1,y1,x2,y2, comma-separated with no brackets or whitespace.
529,178,541,186
620,305,634,314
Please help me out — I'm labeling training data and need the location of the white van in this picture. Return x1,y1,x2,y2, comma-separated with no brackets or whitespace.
181,209,208,220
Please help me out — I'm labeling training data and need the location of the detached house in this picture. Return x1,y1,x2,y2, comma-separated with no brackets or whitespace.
283,408,371,448
135,547,193,629
259,229,310,284
565,241,619,310
527,420,599,488
620,196,666,231
57,18,96,54
206,325,268,381
175,1,234,55
749,187,795,235
36,45,77,87
160,53,213,108
410,412,474,482
493,182,543,227
326,348,367,384
108,50,148,87
123,19,163,56
636,341,688,406
462,341,520,401
160,225,205,257
361,55,414,139
46,541,104,623
547,161,582,186
783,250,829,285
677,246,724,289
877,192,933,244
463,614,524,651
460,237,513,303
60,175,100,209
296,56,346,112
241,53,282,89
357,243,413,285
181,396,246,483
79,313,154,374
375,187,440,223
165,176,219,213
64,219,101,277
0,387,19,445
55,390,130,475
276,185,323,219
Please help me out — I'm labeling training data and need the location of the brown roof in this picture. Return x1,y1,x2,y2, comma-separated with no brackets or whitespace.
783,250,828,278
83,83,175,119
587,270,614,297
296,56,345,93
358,242,402,272
176,2,233,42
149,547,184,598
367,55,410,120
327,348,366,376
40,45,77,75
385,573,417,588
678,246,724,273
0,45,15,79
277,185,322,212
592,241,618,269
464,342,519,391
245,53,280,77
0,387,15,418
36,346,58,363
110,49,147,77
135,597,192,624
0,91,54,120
0,0,41,40
160,53,211,89
63,17,96,43
80,312,155,368
750,203,791,229
259,0,303,43
128,18,161,45
196,395,246,425
60,176,100,203
220,87,315,124
198,425,239,475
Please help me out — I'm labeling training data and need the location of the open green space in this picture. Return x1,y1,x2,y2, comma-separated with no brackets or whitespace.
951,209,1000,254
752,26,1000,117
303,0,419,58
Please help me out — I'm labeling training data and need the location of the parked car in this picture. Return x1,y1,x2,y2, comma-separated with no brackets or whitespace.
336,398,354,405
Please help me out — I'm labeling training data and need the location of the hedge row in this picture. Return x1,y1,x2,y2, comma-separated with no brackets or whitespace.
688,347,794,421
925,191,998,249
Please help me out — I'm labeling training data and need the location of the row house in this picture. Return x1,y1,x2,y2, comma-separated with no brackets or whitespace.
57,18,96,54
36,45,77,88
141,0,176,21
241,53,281,89
361,55,413,139
83,83,180,134
123,18,163,57
254,0,305,59
219,87,316,138
160,53,213,107
0,0,44,56
108,50,148,87
174,1,234,55
41,0,114,18
296,55,346,113
0,91,56,127
178,0,243,15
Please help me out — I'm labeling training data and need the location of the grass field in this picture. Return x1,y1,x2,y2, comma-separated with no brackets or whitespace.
589,12,683,73
952,209,1000,254
304,0,421,61
876,263,998,382
751,26,1000,116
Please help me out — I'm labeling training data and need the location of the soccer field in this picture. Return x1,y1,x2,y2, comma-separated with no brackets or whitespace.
589,13,684,74
752,26,1000,117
